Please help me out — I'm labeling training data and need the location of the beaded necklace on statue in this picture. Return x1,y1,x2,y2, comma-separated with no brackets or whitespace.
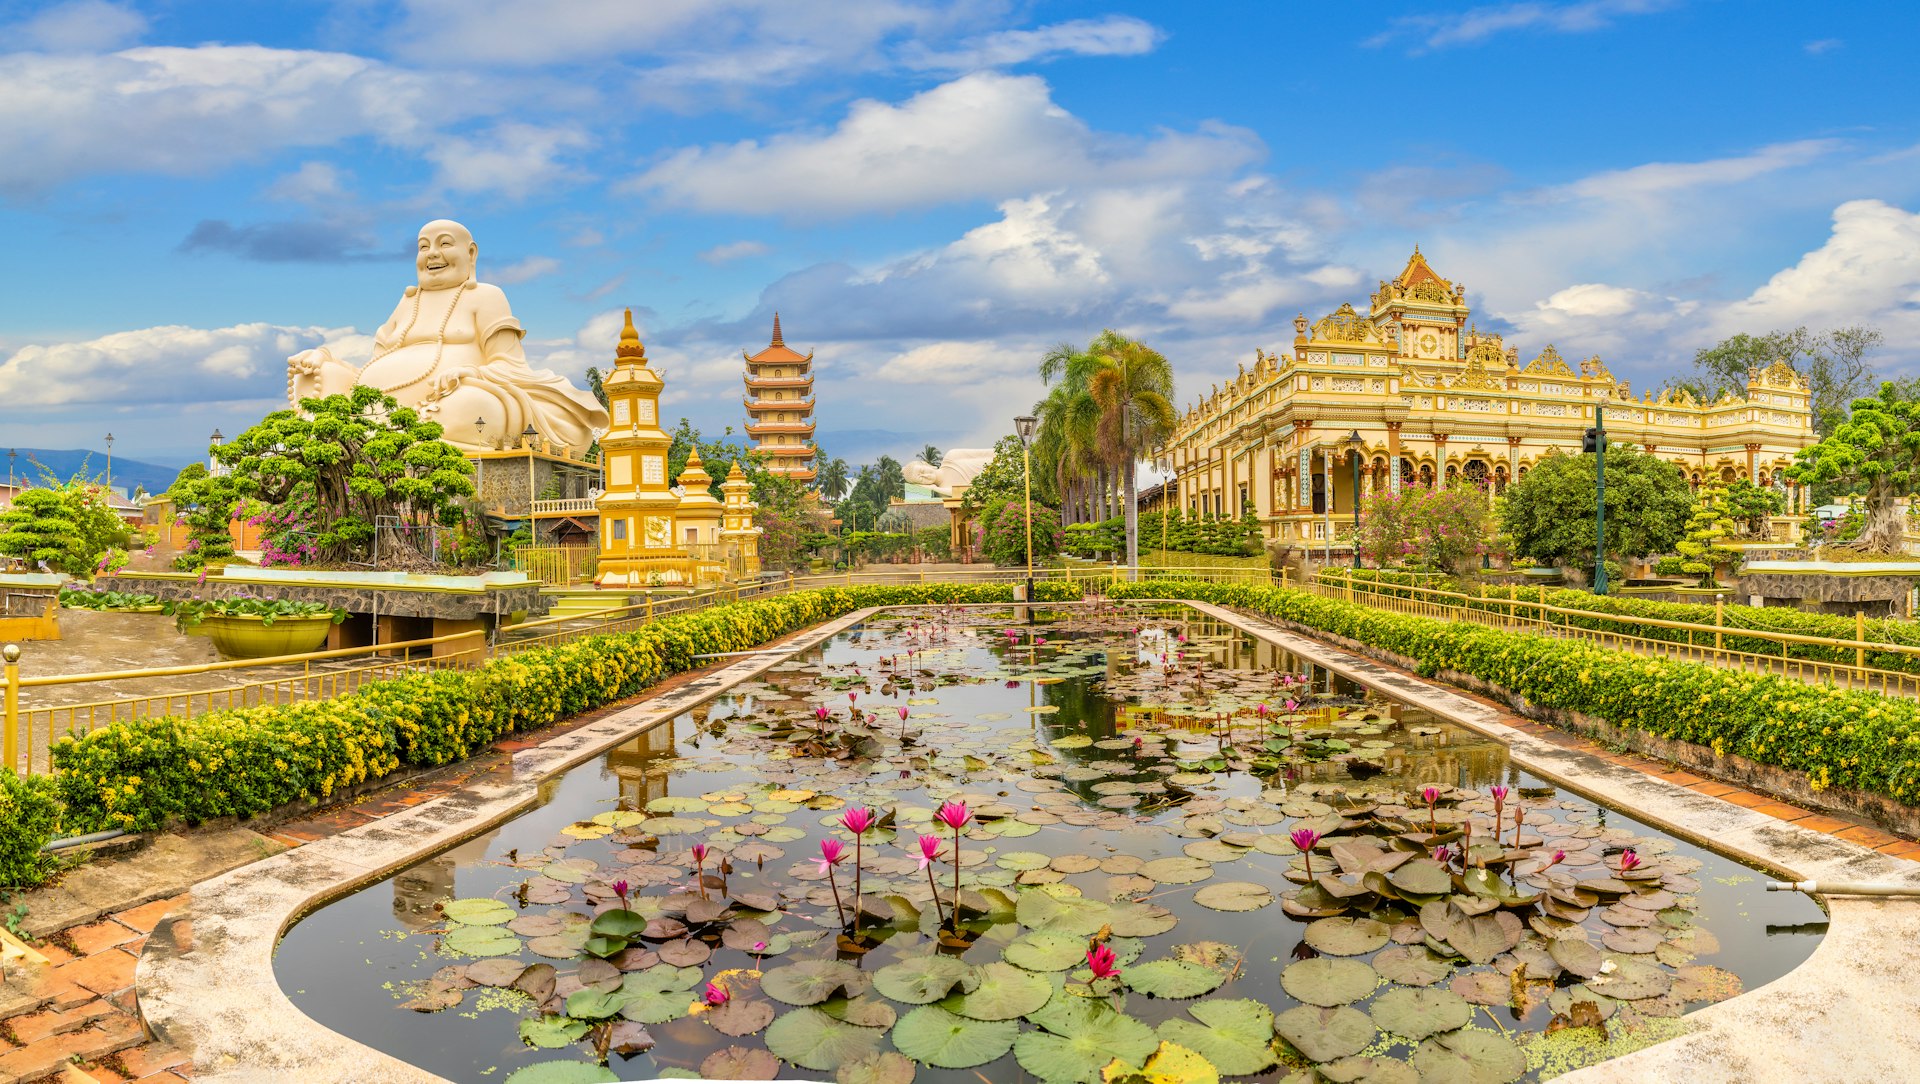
370,279,472,394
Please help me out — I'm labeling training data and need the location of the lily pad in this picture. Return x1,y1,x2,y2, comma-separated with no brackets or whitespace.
1303,917,1391,956
706,998,777,1037
701,1046,782,1080
764,960,873,1006
874,956,980,1004
1410,1029,1526,1084
1279,958,1379,1006
442,897,515,925
1387,860,1453,897
442,925,520,957
890,1005,1018,1069
1369,988,1471,1040
1548,937,1604,979
1122,960,1225,999
1161,998,1280,1075
836,1051,918,1084
1273,1004,1374,1063
941,961,1053,1020
504,1062,619,1084
1005,931,1095,971
1138,856,1214,885
765,1006,886,1071
1102,1041,1222,1084
1015,997,1157,1084
1371,946,1452,987
1192,882,1274,912
519,1014,590,1049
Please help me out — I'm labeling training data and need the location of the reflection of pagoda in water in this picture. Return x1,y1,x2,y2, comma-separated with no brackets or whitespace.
606,717,681,808
391,829,500,931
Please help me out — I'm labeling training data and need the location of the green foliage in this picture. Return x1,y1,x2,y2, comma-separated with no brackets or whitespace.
1674,486,1740,585
59,587,161,611
959,435,1033,512
1060,510,1259,559
167,469,240,570
665,419,805,514
834,456,908,530
163,596,347,633
979,499,1059,567
1682,325,1881,436
1652,556,1686,577
47,583,1083,841
1351,486,1498,575
0,772,61,888
0,474,132,575
1789,381,1920,554
756,505,832,571
1499,445,1692,571
1723,479,1785,539
1110,579,1920,802
813,451,851,502
916,524,952,561
213,385,475,565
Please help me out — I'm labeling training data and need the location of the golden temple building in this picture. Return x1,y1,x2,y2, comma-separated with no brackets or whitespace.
743,313,817,484
1160,248,1818,550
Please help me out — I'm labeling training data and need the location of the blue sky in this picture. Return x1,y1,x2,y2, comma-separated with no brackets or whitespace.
1,0,1916,467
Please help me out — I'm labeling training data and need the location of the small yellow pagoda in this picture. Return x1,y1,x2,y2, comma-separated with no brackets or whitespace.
673,450,725,551
718,461,763,577
594,310,688,587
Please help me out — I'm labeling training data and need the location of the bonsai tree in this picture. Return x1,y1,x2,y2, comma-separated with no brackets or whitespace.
214,386,475,565
1498,444,1692,579
0,476,131,574
1675,486,1740,586
167,470,240,570
1788,381,1920,555
1723,478,1786,540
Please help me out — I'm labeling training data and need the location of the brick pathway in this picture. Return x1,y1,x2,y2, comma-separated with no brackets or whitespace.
2,609,1917,1082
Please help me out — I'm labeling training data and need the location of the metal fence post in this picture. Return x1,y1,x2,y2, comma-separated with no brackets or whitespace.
1715,594,1725,652
1857,610,1866,671
3,644,19,775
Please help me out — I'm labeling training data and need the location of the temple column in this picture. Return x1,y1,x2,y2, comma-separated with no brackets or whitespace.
1386,422,1402,495
1744,442,1760,481
1433,433,1449,488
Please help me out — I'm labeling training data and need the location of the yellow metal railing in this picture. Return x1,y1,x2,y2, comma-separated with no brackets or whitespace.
1305,569,1920,698
513,544,598,586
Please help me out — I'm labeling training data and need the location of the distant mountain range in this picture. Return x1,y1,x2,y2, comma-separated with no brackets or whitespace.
5,448,190,498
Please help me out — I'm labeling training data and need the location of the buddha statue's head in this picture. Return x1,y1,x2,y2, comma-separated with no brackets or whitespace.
416,219,476,290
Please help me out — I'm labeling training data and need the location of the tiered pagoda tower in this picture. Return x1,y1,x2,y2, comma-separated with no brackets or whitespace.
742,313,817,484
593,309,684,587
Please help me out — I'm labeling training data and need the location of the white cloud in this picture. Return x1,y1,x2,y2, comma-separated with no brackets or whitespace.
898,16,1161,70
0,322,362,408
630,72,1262,216
1367,0,1678,53
493,256,562,284
699,240,772,265
264,162,356,207
10,0,146,52
1718,199,1920,337
425,122,592,199
1548,139,1839,203
1804,38,1842,55
0,44,492,196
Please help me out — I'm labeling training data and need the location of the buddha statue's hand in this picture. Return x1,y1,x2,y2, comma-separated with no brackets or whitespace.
287,347,354,404
428,366,478,402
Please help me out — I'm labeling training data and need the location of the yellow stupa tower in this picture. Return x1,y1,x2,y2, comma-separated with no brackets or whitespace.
673,450,725,551
594,309,683,587
719,461,763,577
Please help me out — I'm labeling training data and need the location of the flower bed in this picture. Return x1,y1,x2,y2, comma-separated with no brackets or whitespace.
1325,568,1920,675
1111,579,1920,806
15,582,1084,883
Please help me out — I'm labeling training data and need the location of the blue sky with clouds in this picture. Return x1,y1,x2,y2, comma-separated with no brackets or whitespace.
1,0,1916,467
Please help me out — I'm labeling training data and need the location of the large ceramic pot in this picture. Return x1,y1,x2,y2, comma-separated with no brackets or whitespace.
200,614,334,659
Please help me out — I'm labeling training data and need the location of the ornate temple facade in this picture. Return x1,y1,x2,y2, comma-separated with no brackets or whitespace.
742,314,817,484
1160,249,1818,549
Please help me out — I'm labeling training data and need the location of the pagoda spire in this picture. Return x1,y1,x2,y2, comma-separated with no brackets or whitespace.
616,307,646,364
770,312,784,347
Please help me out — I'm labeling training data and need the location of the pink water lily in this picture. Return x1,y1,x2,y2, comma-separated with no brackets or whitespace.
1421,786,1441,833
818,838,848,926
612,879,630,908
1433,844,1453,865
1290,827,1321,879
848,691,858,705
689,843,710,899
840,808,877,936
1546,849,1567,869
1283,699,1299,713
1618,848,1641,872
703,981,730,1007
1085,942,1120,980
936,801,971,933
813,705,830,724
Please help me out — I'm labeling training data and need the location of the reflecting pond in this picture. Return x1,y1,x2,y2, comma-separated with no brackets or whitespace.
277,603,1824,1083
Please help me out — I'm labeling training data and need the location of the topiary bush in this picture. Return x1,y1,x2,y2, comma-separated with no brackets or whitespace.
0,771,62,888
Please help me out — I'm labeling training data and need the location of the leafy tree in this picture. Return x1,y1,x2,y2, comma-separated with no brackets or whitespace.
1681,325,1882,436
167,470,240,570
167,461,208,492
583,365,611,410
1082,332,1176,571
814,450,850,501
920,444,943,468
1723,478,1785,540
980,497,1059,567
835,455,906,530
1675,486,1739,586
1499,445,1692,575
1353,485,1498,576
957,435,1032,512
214,385,475,565
0,489,82,571
1788,381,1920,554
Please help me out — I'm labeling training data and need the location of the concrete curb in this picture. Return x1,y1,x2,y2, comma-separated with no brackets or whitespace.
1187,600,1920,1084
135,606,883,1084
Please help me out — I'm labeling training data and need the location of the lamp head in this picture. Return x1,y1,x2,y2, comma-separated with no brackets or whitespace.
1346,430,1363,448
210,429,223,442
1014,415,1038,444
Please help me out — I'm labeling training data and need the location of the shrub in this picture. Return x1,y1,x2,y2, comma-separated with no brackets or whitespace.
980,499,1060,567
49,582,1084,837
1110,579,1920,803
0,772,61,887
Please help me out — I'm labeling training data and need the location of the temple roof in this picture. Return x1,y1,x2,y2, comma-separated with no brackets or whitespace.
1396,245,1448,289
746,312,812,364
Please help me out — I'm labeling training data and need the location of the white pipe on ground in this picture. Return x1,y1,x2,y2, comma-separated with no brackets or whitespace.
1767,880,1920,896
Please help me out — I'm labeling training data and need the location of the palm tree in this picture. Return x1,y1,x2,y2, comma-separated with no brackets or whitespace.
1036,342,1104,530
1086,332,1176,576
815,451,851,501
920,444,943,467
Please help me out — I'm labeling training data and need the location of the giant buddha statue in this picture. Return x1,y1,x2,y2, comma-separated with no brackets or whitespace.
286,220,608,451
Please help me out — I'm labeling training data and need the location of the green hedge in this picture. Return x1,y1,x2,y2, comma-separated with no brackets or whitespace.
1108,580,1920,803
1323,569,1920,676
0,772,62,888
47,582,1084,840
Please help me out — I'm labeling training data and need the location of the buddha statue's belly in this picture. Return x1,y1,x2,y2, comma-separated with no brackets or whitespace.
358,340,485,398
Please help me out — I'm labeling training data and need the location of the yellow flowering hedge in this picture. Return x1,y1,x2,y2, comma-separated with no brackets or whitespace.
49,582,1081,836
0,771,62,887
1111,580,1920,805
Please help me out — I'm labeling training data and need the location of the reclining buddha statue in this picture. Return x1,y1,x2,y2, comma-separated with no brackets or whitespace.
286,219,608,452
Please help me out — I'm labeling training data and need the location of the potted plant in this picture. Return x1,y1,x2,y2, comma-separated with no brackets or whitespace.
164,595,347,659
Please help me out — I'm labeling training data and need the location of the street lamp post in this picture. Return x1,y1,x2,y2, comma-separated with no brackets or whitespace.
523,425,538,543
1014,415,1038,609
473,418,488,496
6,449,14,489
104,433,114,493
1346,430,1364,569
